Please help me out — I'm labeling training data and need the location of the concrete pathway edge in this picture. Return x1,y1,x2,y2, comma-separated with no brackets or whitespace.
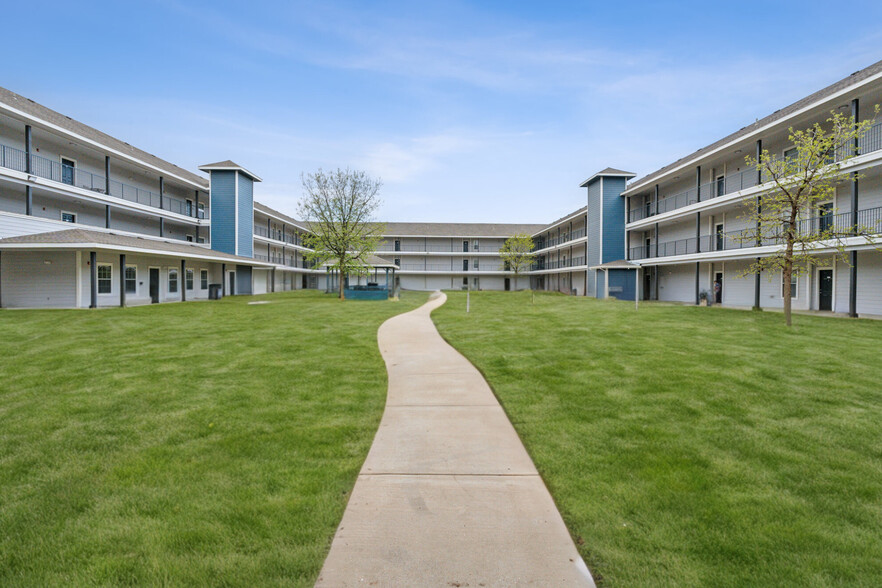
317,292,596,587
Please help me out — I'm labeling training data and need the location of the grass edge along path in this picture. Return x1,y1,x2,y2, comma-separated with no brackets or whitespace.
0,290,425,587
431,291,882,587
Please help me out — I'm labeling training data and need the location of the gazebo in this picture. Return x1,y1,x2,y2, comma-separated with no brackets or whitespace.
589,259,642,308
322,255,399,300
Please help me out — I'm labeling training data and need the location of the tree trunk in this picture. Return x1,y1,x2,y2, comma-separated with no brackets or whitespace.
339,272,345,300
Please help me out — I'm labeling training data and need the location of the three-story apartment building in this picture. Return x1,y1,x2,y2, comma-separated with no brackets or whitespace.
2,58,881,315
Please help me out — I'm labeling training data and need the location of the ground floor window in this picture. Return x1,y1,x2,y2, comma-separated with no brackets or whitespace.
169,269,178,293
61,211,76,223
125,266,137,293
186,268,194,290
97,264,112,294
200,269,208,289
781,272,799,299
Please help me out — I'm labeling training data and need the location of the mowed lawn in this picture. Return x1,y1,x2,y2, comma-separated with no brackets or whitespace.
0,290,423,587
432,291,882,587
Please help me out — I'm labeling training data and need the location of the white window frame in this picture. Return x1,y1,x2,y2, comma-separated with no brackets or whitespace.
781,271,799,300
200,269,209,290
185,268,194,290
197,236,206,244
168,268,179,293
124,265,137,294
97,263,112,294
61,211,77,223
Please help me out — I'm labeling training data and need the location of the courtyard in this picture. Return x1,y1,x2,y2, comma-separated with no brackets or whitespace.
1,290,881,586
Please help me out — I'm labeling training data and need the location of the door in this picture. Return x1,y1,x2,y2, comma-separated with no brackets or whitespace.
818,202,834,234
61,158,75,185
643,270,652,300
714,271,723,304
504,278,510,291
229,271,236,296
819,269,833,311
715,224,724,251
302,275,307,289
149,268,159,303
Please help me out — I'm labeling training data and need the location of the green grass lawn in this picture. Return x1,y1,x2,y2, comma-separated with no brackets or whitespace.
432,291,882,587
0,290,424,587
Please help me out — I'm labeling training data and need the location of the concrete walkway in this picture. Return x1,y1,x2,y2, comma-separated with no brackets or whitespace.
316,292,595,587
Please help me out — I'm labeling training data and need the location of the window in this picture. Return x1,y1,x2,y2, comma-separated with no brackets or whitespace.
61,157,76,185
186,268,194,290
473,259,479,270
125,266,137,294
818,202,834,233
186,235,194,242
61,211,76,223
197,203,205,219
186,200,193,216
200,269,208,289
394,240,400,252
168,269,178,293
473,240,479,251
394,258,400,267
783,147,798,161
97,264,112,294
197,236,206,244
781,272,798,299
716,175,725,197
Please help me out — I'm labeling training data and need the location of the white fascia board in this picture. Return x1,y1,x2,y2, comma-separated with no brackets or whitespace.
580,172,635,187
0,103,208,192
0,241,276,266
623,69,882,196
526,265,589,275
253,207,308,230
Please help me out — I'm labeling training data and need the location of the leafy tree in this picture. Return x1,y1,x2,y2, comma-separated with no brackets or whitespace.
739,107,879,326
499,233,536,292
297,168,385,300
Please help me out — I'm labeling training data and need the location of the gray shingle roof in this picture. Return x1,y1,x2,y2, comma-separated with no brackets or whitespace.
628,58,882,191
320,254,398,269
0,228,270,264
198,160,262,182
253,201,310,231
0,86,209,189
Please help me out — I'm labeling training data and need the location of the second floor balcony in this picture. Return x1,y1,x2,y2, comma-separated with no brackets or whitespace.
629,205,882,260
0,142,207,219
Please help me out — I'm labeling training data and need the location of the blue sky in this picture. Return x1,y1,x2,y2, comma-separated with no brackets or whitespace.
4,1,882,222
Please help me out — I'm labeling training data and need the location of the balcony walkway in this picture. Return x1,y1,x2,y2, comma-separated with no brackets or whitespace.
316,292,594,587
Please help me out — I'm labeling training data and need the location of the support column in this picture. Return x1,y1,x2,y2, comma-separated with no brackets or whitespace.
695,212,701,253
850,97,860,318
119,254,126,307
695,262,701,305
159,177,164,210
653,266,659,301
181,259,186,302
25,124,33,215
695,165,702,202
654,184,659,216
850,174,859,318
105,206,111,229
105,155,111,193
222,263,226,297
90,251,98,308
159,217,164,238
754,139,763,310
271,268,276,292
654,223,659,258
193,190,199,218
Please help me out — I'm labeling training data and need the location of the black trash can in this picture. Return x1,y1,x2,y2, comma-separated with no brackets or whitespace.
209,284,222,300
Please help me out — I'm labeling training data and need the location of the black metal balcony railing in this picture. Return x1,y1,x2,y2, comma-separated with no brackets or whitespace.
629,205,882,260
0,142,206,219
535,227,587,250
628,121,882,223
531,256,586,271
399,263,504,271
253,224,304,245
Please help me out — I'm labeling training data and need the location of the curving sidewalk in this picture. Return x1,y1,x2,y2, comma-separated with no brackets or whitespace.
316,292,595,587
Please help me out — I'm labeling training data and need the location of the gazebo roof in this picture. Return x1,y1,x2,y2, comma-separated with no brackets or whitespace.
588,259,641,270
320,254,398,269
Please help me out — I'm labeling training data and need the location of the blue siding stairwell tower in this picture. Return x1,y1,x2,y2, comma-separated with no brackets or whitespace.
579,168,636,299
198,160,262,257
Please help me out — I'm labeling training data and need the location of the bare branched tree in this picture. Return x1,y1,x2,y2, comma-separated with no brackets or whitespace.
737,107,879,326
297,168,385,300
